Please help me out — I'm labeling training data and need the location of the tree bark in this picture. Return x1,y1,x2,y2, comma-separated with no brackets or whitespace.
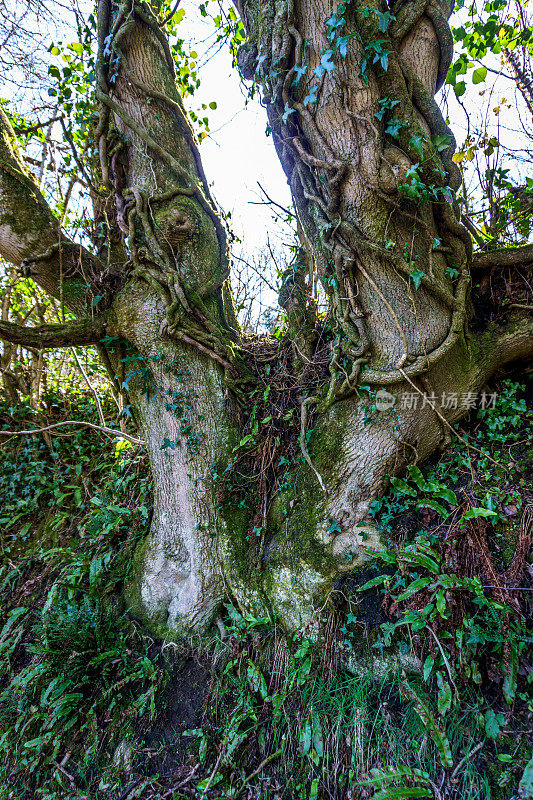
0,0,531,634
0,318,108,348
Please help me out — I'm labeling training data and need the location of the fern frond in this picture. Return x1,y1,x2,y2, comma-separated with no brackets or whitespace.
401,682,453,769
360,765,432,785
371,787,433,799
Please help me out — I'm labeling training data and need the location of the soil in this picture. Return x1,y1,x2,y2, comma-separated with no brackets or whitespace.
135,652,213,777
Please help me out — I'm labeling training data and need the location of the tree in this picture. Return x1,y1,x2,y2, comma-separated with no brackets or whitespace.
0,0,532,634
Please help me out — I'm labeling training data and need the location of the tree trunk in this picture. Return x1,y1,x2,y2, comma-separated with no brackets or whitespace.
0,0,531,634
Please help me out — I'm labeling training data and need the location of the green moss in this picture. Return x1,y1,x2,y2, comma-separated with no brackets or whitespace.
311,399,353,474
270,465,332,575
499,518,522,569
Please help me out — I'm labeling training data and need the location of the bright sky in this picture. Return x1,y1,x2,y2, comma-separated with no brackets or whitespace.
179,1,293,255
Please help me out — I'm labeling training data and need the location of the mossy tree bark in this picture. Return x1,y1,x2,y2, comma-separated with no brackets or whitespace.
0,0,532,632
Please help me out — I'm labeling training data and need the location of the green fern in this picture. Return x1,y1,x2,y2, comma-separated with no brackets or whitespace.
519,755,533,799
371,788,433,799
401,683,453,769
361,765,432,785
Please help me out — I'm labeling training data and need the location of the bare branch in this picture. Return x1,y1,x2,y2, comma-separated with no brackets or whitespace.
482,314,533,374
0,420,143,446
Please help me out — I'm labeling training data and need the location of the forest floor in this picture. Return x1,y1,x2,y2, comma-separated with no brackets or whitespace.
0,373,532,800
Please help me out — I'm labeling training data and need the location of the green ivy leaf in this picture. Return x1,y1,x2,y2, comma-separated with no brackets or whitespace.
410,269,425,290
327,519,342,534
484,708,505,739
409,136,424,157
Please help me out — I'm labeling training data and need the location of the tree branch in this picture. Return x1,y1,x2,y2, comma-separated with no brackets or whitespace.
0,106,103,315
0,317,107,349
0,420,143,446
472,244,533,271
480,313,533,375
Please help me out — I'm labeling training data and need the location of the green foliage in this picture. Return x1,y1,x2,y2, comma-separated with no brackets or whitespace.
0,396,160,798
352,378,533,797
448,1,533,245
179,605,503,799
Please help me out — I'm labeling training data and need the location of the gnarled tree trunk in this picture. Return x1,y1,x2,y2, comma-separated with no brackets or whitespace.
0,0,531,634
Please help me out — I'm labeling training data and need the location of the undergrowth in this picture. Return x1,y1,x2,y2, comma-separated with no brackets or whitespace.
0,395,161,798
0,378,532,799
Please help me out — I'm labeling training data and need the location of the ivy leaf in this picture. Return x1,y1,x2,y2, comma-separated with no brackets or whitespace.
385,117,402,138
432,134,452,152
461,506,498,524
374,9,394,31
454,80,466,97
304,86,318,106
405,163,420,180
409,136,424,157
282,104,295,124
292,64,307,85
161,437,177,450
325,13,343,41
315,50,336,78
410,269,425,290
375,98,400,121
484,708,505,739
441,187,454,204
337,36,348,58
327,519,342,534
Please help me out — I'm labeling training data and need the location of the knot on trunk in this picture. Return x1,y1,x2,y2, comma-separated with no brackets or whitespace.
236,42,258,81
153,200,199,249
378,147,412,194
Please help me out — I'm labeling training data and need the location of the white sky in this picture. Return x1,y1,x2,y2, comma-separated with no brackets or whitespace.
178,3,293,255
